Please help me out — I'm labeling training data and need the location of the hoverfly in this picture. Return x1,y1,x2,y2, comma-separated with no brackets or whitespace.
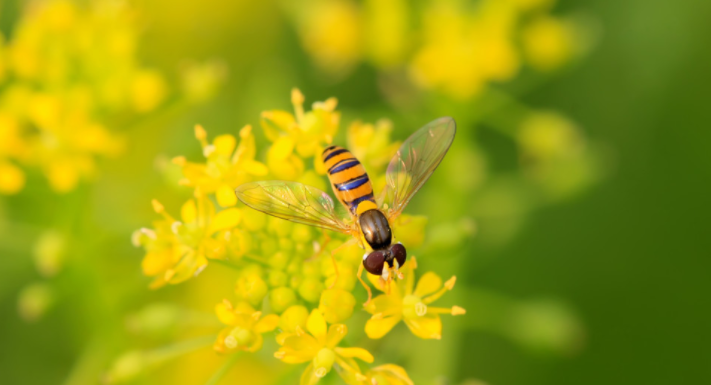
235,117,456,304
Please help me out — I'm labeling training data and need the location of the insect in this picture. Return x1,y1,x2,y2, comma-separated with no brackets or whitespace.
235,117,456,304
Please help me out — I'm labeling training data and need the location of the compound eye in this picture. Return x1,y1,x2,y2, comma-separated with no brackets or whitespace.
389,243,407,268
364,250,387,275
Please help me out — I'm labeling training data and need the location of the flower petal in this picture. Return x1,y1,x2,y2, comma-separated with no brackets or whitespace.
213,134,236,156
306,309,328,341
213,327,234,354
334,355,365,385
276,335,320,363
325,324,348,348
246,333,264,353
404,314,442,340
216,184,238,207
244,159,269,176
299,363,319,385
254,314,280,333
364,293,401,315
365,315,402,339
215,301,236,325
334,347,374,363
141,250,173,276
181,199,197,223
368,364,414,385
413,272,442,298
209,208,242,233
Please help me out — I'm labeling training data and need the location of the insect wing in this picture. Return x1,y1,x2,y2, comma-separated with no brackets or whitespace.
383,117,456,219
235,181,352,234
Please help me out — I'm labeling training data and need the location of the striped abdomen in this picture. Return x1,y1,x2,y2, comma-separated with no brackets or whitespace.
322,146,375,214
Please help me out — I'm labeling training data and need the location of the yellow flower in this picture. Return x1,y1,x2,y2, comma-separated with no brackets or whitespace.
0,161,25,195
213,300,279,353
516,111,583,162
173,124,268,207
275,309,373,384
365,260,465,340
130,70,168,113
261,88,339,171
409,0,519,100
290,0,362,77
522,16,575,71
179,59,228,103
362,0,410,69
0,0,165,193
132,193,242,288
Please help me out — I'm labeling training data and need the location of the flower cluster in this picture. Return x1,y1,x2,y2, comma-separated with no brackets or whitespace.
133,89,465,383
0,0,166,193
0,0,225,195
285,0,584,99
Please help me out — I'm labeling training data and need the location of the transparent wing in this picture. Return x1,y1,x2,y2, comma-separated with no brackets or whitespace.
383,117,456,220
235,181,352,234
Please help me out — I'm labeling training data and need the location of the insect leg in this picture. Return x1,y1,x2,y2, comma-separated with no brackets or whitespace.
357,262,373,307
326,237,358,289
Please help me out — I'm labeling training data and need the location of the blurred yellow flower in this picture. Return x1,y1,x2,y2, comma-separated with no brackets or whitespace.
130,70,168,112
410,0,519,100
290,0,362,76
173,124,268,207
517,111,583,162
0,0,166,193
522,16,575,71
275,309,373,384
365,260,465,340
213,300,280,354
180,59,229,103
288,0,581,102
362,0,410,69
0,161,25,194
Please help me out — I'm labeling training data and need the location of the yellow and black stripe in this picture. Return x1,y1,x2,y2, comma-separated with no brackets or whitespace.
322,146,375,214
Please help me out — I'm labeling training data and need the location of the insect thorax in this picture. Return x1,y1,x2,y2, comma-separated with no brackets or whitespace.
358,208,392,250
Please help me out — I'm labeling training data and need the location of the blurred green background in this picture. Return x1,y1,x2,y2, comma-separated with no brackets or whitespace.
1,0,710,384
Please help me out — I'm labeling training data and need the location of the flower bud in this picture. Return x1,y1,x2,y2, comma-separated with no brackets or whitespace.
269,252,289,270
226,326,253,349
33,230,65,277
269,216,293,237
319,289,355,323
268,271,288,287
269,287,297,313
260,237,278,256
278,238,294,251
323,264,356,291
313,348,336,377
302,261,322,278
242,208,267,231
17,282,53,322
228,229,252,258
298,277,324,303
279,305,309,332
236,275,268,306
291,224,312,243
289,274,303,290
